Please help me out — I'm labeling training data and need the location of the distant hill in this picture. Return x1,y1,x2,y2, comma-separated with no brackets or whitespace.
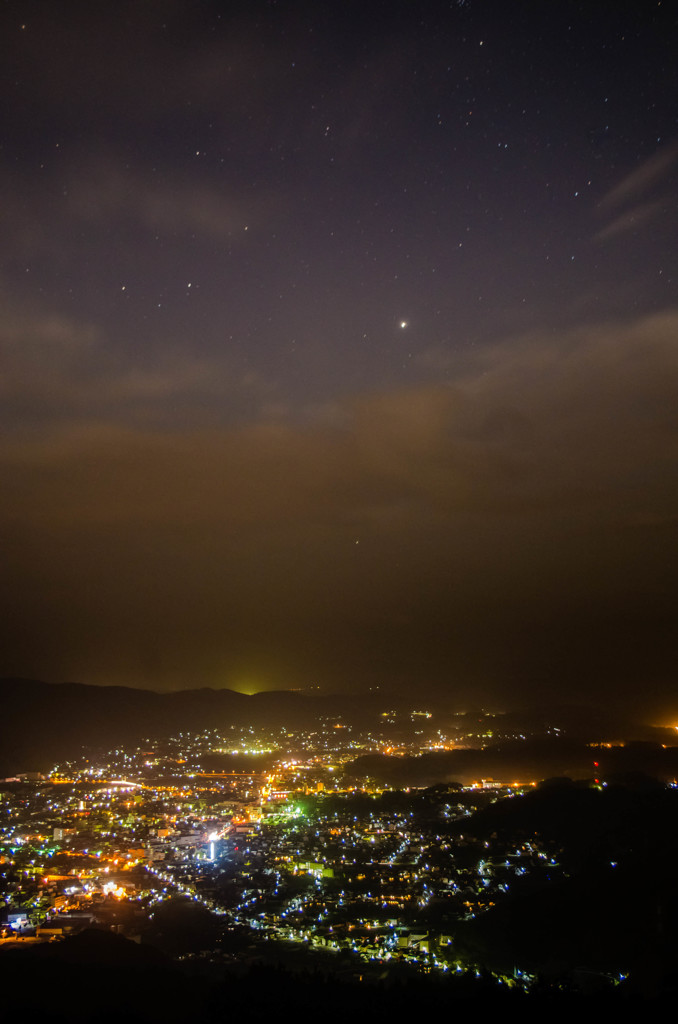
0,678,306,772
0,677,664,776
0,677,412,773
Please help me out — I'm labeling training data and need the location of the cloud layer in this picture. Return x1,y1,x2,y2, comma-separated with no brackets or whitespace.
3,309,677,708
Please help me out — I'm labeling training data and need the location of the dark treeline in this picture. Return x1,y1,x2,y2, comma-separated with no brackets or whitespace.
345,741,678,787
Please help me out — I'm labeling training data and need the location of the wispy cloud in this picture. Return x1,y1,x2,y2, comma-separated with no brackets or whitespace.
596,144,678,240
69,164,255,241
599,145,678,212
0,302,277,434
595,199,664,241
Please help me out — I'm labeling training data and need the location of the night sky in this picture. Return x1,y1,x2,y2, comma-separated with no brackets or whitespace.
2,1,677,715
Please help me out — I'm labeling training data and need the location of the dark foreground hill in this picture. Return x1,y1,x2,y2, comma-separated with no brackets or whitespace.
451,780,678,983
0,928,675,1024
